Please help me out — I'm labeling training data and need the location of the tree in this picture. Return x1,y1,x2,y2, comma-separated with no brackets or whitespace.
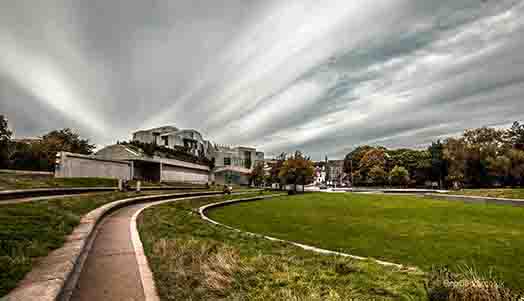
0,115,13,168
443,138,467,187
268,153,287,186
486,155,511,186
279,151,314,193
41,128,95,155
359,148,387,184
507,121,524,150
428,141,447,188
508,149,524,186
389,166,410,187
369,165,387,186
387,149,431,185
250,161,266,187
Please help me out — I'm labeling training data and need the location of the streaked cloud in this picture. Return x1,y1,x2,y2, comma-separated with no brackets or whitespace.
1,0,523,158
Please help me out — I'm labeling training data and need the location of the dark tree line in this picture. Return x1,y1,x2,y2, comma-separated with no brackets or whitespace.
343,122,524,189
0,115,95,171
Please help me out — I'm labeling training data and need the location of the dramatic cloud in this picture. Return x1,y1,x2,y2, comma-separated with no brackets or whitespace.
1,0,524,158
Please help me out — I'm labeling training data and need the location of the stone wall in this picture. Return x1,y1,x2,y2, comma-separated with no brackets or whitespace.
55,152,132,180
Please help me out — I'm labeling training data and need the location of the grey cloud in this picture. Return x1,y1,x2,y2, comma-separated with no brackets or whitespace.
1,0,524,157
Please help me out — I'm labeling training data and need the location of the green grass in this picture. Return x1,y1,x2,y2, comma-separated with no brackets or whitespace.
0,173,198,190
138,192,426,300
451,188,524,200
0,190,191,297
208,192,524,290
0,173,118,190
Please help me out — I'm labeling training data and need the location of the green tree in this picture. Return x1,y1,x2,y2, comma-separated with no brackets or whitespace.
507,121,524,150
250,161,266,187
344,145,375,173
0,115,13,168
269,153,287,186
369,165,387,186
428,141,447,188
486,155,511,185
279,151,314,192
443,138,467,188
389,166,410,187
41,128,95,155
508,149,524,186
359,148,387,184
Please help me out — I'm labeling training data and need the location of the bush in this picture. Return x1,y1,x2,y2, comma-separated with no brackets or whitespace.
425,266,522,301
389,166,410,187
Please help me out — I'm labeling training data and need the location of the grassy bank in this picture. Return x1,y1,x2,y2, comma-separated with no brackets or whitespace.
0,173,119,190
208,193,524,290
0,190,193,297
451,188,524,199
138,193,426,300
0,172,208,191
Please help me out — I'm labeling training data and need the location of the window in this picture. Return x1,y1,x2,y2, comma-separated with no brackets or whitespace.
162,136,169,146
224,157,231,166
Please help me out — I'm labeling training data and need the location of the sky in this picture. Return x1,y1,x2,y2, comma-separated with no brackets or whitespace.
1,0,524,159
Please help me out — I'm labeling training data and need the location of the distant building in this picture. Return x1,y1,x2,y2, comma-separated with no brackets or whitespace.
12,137,42,144
312,159,348,186
128,125,264,185
132,126,212,158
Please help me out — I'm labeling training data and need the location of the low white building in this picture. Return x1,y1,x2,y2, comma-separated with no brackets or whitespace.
131,126,264,185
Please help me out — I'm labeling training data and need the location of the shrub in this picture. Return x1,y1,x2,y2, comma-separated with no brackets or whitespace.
425,266,523,301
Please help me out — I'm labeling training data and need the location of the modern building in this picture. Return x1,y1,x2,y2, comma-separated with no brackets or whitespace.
132,126,213,158
130,126,264,185
212,145,264,185
92,144,210,183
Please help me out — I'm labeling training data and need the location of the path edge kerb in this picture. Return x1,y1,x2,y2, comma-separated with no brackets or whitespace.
199,195,418,271
3,191,223,301
129,191,263,301
424,193,524,206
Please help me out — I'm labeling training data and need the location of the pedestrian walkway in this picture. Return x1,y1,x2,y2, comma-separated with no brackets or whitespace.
71,204,147,301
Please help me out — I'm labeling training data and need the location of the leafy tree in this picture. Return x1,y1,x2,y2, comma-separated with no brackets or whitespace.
507,121,524,150
486,155,511,185
428,141,447,188
359,148,387,184
443,138,467,187
279,151,314,192
369,165,387,185
0,115,13,168
250,161,266,187
7,128,95,171
387,149,431,185
269,153,287,186
389,166,410,187
463,127,507,148
508,149,524,186
41,128,95,155
344,145,375,173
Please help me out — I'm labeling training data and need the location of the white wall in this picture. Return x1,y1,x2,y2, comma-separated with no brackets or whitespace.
161,164,209,184
55,152,131,180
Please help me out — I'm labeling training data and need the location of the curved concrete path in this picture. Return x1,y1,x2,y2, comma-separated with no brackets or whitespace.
70,193,253,301
71,203,150,301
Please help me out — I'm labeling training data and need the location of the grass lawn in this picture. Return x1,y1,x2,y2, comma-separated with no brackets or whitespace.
208,192,524,290
138,192,426,300
451,188,524,200
0,190,193,297
0,173,120,190
0,172,206,190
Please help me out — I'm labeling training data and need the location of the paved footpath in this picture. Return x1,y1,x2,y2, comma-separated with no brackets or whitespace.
71,203,149,301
